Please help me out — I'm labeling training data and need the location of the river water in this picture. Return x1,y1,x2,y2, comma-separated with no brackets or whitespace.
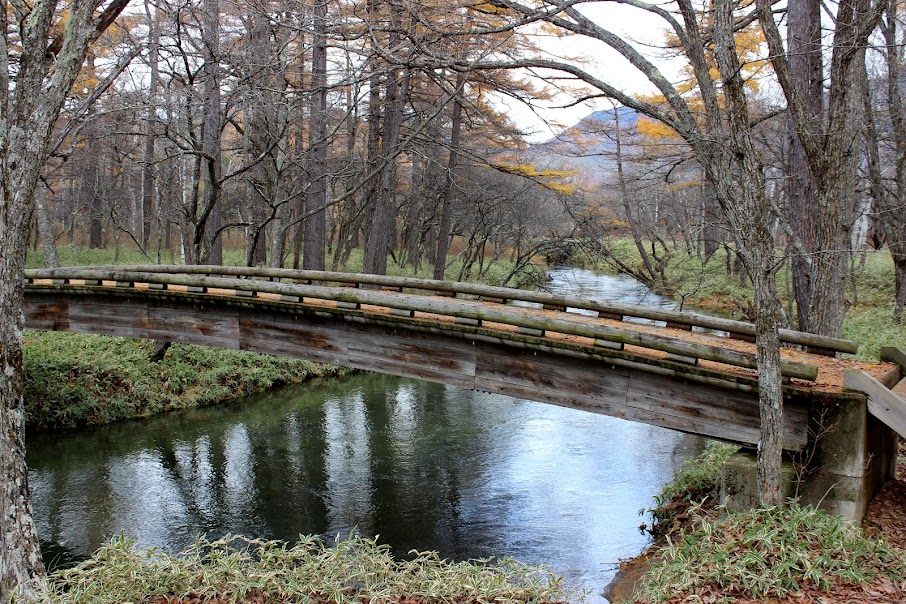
28,267,706,602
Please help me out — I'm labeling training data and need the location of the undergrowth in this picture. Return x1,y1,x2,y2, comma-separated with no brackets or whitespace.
633,504,906,604
24,332,348,430
47,534,571,604
645,442,739,538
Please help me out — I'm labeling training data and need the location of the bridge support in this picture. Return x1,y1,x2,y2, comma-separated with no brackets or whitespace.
720,392,900,522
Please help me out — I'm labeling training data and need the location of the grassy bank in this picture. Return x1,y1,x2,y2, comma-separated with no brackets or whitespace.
634,504,906,603
623,443,906,604
576,241,906,360
47,535,570,604
24,332,349,430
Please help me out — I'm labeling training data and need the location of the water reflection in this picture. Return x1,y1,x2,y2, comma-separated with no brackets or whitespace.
28,269,707,601
30,375,703,600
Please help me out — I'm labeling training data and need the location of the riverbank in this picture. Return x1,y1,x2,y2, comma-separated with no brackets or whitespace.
24,331,351,430
564,244,906,602
45,534,572,604
608,442,906,603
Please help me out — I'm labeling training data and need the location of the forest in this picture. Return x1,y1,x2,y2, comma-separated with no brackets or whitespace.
34,0,586,286
27,0,906,326
2,0,906,601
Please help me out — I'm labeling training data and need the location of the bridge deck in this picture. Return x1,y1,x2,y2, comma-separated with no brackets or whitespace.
129,281,891,391
280,290,894,393
22,268,903,451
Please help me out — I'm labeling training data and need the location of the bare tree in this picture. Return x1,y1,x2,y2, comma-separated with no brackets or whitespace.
759,0,883,337
864,0,906,321
304,0,329,270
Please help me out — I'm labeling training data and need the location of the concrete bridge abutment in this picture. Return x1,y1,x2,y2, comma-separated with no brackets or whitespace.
720,391,901,522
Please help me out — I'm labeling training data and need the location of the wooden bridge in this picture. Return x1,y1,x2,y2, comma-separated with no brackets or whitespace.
24,264,904,436
24,266,906,519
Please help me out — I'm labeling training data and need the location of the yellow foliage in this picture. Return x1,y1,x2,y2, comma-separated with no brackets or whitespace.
491,161,579,195
637,116,680,141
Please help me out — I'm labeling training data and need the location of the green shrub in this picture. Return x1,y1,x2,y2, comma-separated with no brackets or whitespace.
646,442,739,537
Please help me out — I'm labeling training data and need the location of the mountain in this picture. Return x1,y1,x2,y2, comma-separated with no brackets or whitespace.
526,107,639,189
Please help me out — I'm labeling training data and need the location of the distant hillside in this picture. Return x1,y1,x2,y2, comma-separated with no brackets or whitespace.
526,107,639,189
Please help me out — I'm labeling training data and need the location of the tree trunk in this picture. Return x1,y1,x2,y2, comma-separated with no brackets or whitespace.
0,191,47,603
807,46,864,338
869,1,906,322
614,105,659,286
200,0,223,265
785,0,822,333
243,105,268,266
701,179,722,259
711,0,785,505
894,257,906,323
303,0,328,271
751,254,785,506
35,185,59,268
269,212,287,268
404,151,423,268
141,0,160,250
433,75,465,280
363,63,409,275
0,2,128,593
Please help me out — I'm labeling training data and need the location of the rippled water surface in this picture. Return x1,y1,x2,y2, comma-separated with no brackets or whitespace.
29,267,706,601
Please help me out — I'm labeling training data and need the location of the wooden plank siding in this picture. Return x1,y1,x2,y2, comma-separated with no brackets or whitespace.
23,287,817,449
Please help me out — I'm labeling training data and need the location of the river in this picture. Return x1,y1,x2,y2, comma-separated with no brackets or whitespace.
28,267,707,602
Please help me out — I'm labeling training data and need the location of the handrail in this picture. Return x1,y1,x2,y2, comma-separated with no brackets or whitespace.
43,264,858,354
24,267,821,381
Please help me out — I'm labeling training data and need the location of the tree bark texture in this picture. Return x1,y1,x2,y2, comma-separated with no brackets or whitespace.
710,0,785,505
701,179,722,260
759,0,880,337
872,2,906,322
242,11,269,267
304,0,329,271
35,185,59,269
199,0,223,265
363,61,409,275
0,0,131,596
141,0,160,250
785,0,822,333
0,198,47,602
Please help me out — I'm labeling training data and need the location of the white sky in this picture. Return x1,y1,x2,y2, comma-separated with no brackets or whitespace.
497,1,681,142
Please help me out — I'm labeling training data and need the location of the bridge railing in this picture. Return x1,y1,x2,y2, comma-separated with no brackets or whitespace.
45,265,857,354
25,266,854,382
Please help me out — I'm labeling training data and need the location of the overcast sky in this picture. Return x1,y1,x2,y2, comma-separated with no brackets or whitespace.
497,2,676,142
